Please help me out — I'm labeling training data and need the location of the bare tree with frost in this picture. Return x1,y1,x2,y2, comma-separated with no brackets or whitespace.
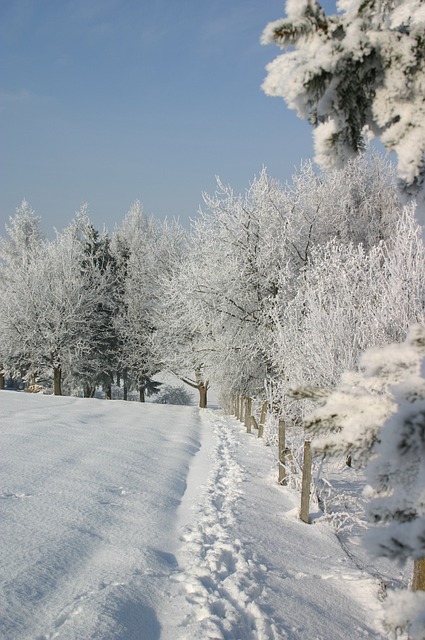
0,206,114,394
0,199,43,266
111,201,160,400
261,151,402,422
111,201,187,401
185,170,287,400
152,242,211,408
0,200,44,388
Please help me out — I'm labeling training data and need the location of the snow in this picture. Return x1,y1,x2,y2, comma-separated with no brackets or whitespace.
1,391,391,639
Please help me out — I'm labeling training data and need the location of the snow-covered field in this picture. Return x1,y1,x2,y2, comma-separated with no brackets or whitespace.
1,391,393,639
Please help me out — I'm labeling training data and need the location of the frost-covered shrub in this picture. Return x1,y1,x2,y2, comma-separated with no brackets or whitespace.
153,385,193,406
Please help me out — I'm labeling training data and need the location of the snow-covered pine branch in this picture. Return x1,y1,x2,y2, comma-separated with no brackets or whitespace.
262,0,425,214
295,323,425,637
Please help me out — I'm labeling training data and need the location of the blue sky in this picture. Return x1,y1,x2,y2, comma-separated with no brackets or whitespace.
0,0,337,234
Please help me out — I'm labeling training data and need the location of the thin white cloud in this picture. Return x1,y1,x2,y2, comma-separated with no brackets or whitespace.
0,89,54,113
0,89,32,104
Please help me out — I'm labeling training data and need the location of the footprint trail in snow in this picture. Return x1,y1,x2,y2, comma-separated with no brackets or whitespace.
171,412,278,640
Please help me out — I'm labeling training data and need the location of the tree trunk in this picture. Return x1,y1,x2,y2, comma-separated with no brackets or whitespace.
239,396,245,423
139,385,145,402
0,369,4,390
84,384,95,398
53,366,62,396
30,369,36,386
258,401,267,438
413,558,425,591
180,371,208,408
123,370,128,401
105,382,112,400
198,384,207,408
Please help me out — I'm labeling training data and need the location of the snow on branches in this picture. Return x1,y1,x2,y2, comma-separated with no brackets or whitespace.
298,324,425,638
262,0,425,200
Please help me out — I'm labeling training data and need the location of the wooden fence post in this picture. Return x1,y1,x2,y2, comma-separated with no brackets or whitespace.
278,419,286,485
413,558,425,591
245,397,252,433
239,396,245,423
300,441,312,523
258,401,267,438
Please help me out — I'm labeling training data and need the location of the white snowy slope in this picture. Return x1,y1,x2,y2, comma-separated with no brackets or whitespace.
0,392,201,640
0,392,387,639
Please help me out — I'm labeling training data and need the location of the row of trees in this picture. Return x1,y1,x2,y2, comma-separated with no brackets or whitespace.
1,149,423,411
260,2,425,635
156,145,425,636
162,150,424,416
0,200,186,399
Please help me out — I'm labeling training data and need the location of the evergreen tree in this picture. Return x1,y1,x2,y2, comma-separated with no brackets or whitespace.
68,208,118,397
261,0,425,204
298,325,425,638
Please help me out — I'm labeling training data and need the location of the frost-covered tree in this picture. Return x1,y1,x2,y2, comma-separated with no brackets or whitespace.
0,200,44,387
0,199,43,267
111,201,187,401
111,201,159,400
261,152,404,425
160,168,305,403
65,207,118,397
276,203,425,430
0,211,114,395
186,170,286,400
365,328,425,638
262,0,425,206
153,247,211,408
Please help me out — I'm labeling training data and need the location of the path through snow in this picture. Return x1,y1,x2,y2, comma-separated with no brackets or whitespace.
165,411,276,639
163,411,387,640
